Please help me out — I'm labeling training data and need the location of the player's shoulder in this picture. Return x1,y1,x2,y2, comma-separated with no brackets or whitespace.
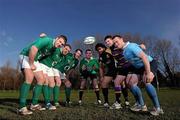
128,42,139,47
67,53,73,56
66,53,73,59
91,57,99,61
105,48,112,54
125,42,139,50
36,36,52,41
80,58,86,62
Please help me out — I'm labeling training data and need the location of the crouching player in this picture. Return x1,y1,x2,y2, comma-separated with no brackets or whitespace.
18,34,66,115
39,46,63,110
54,48,82,106
113,35,164,116
49,44,72,107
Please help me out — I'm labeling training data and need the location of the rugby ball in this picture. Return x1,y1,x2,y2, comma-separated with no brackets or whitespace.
83,36,96,45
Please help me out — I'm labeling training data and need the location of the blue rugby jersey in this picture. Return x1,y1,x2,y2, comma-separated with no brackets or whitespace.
123,42,153,68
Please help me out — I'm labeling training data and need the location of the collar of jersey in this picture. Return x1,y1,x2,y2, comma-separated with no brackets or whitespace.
85,57,93,61
53,39,56,47
123,41,130,49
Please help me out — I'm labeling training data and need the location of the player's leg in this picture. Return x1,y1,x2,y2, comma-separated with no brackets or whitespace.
44,75,56,110
126,74,139,106
53,68,62,107
52,76,61,107
64,79,72,104
121,81,130,106
143,60,163,116
92,77,101,104
78,77,86,105
19,68,34,115
127,74,147,112
42,74,49,104
40,64,52,109
101,76,113,107
111,75,125,109
18,55,34,115
31,62,45,107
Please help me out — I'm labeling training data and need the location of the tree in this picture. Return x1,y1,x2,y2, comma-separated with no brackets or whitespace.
0,60,22,90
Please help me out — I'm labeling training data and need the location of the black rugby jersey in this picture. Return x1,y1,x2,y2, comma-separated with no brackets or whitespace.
99,51,115,69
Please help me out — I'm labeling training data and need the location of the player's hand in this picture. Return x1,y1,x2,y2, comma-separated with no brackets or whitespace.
40,33,47,38
30,63,36,71
100,77,104,82
140,44,146,50
92,65,96,70
146,72,154,83
82,65,87,70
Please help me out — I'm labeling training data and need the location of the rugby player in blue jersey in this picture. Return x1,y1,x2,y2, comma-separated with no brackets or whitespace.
113,35,164,116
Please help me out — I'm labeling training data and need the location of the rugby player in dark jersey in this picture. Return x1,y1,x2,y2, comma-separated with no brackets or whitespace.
95,43,116,107
104,35,130,109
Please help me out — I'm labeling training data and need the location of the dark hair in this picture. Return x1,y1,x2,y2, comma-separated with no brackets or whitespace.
112,35,123,39
64,44,71,49
57,35,67,43
104,35,113,41
75,49,83,54
85,49,92,53
95,43,107,51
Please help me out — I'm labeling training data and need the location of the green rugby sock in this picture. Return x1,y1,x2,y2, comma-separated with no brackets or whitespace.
53,86,60,103
48,86,53,103
43,85,50,104
32,84,42,105
19,82,31,108
65,87,71,102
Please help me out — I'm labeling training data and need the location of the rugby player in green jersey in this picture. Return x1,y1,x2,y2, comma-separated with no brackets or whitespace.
78,49,102,105
50,44,72,107
18,34,67,115
39,46,63,110
40,43,82,107
53,48,82,106
62,49,82,106
39,44,71,108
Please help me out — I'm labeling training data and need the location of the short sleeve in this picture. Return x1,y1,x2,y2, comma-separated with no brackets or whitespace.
130,43,143,57
33,37,52,50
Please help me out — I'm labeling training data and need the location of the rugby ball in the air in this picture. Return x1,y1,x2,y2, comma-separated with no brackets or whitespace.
83,36,96,45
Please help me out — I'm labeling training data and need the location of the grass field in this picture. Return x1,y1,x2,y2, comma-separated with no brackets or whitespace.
0,88,180,120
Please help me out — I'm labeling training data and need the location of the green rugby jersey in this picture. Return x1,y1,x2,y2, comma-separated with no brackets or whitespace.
39,48,62,67
54,53,79,73
20,36,55,61
79,57,99,75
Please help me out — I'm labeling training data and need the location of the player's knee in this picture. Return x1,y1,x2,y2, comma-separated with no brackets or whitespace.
80,83,85,89
65,82,71,88
49,81,55,87
94,87,99,91
101,81,108,88
114,80,119,86
56,80,61,87
93,84,99,89
44,79,49,85
25,79,33,84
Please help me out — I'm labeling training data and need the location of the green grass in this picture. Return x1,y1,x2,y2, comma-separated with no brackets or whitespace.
0,88,180,120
